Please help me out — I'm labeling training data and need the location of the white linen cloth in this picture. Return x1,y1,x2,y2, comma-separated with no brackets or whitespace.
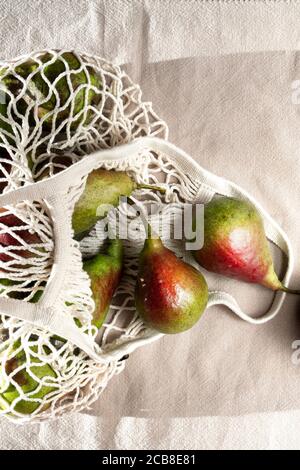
1,0,300,449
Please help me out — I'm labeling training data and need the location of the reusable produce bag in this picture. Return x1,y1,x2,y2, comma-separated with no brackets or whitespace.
0,50,293,423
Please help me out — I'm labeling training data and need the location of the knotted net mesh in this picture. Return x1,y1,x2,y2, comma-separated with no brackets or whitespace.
0,50,204,423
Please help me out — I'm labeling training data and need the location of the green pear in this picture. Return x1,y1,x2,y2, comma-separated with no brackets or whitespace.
0,60,38,138
0,72,18,140
83,238,123,328
0,95,12,137
135,232,208,334
0,52,101,132
72,168,164,239
26,52,101,128
0,342,57,415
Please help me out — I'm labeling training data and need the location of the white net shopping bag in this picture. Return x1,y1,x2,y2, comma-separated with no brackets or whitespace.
0,50,295,423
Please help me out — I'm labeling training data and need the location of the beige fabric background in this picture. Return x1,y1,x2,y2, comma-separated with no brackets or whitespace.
1,0,300,449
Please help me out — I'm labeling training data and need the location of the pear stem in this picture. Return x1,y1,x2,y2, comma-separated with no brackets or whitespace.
139,211,158,240
280,285,300,295
147,222,153,239
136,183,166,194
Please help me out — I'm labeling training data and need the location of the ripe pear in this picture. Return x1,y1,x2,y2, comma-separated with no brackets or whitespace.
28,52,101,128
194,197,300,294
72,169,164,239
0,343,57,415
135,232,208,334
83,238,123,328
0,60,39,137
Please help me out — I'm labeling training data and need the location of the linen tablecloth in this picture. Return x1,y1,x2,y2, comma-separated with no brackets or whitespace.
1,0,300,449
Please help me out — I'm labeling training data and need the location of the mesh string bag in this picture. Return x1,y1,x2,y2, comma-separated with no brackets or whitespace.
0,49,170,422
0,50,295,423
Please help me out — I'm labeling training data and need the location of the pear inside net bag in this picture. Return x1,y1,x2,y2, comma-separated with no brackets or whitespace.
0,49,182,422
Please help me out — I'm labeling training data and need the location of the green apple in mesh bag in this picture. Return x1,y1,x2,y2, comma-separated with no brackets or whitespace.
0,342,57,415
0,51,101,131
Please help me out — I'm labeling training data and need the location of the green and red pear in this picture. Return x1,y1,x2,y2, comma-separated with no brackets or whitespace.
135,231,208,334
194,197,300,294
83,238,123,328
0,342,57,415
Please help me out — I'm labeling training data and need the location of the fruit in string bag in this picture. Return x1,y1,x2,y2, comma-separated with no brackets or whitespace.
0,51,102,132
83,238,123,328
0,342,57,415
72,168,165,239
